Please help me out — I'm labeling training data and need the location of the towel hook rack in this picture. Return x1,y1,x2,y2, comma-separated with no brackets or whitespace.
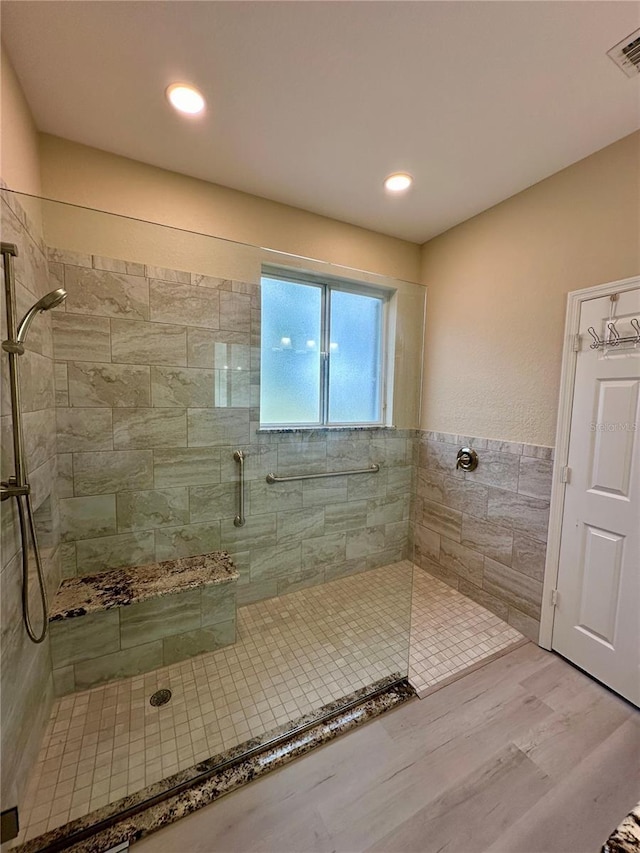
587,318,640,350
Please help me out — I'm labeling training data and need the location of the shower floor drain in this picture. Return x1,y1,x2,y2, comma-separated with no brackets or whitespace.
149,689,172,707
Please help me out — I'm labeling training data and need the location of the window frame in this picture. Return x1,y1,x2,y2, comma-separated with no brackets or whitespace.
259,268,392,429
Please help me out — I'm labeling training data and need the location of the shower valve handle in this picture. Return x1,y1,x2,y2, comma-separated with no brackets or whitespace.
456,447,479,472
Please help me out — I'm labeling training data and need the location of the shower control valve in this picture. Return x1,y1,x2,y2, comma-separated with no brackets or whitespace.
456,447,479,472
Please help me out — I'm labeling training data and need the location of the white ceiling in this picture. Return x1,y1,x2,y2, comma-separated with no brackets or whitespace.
2,1,639,243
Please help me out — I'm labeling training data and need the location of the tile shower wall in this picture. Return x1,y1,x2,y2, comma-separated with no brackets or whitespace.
0,188,61,811
411,431,553,641
51,250,413,603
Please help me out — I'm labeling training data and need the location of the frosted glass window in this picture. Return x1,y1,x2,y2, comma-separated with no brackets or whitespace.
260,278,322,425
260,274,385,426
328,290,382,423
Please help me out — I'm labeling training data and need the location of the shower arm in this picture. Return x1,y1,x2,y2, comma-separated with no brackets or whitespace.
1,243,29,499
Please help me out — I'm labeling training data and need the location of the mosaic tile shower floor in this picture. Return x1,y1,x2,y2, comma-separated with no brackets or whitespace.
407,568,524,695
15,562,523,844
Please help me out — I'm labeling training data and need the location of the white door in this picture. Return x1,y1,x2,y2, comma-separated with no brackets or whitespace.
553,288,640,706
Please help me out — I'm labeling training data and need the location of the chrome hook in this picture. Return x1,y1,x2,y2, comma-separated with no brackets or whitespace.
587,327,601,349
606,323,621,346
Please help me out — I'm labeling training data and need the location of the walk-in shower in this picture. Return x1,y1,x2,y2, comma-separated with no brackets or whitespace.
0,192,428,850
1,241,67,643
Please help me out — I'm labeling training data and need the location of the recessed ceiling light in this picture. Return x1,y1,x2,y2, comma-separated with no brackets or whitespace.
166,83,205,115
384,173,413,193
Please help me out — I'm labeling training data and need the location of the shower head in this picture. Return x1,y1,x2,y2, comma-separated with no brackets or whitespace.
37,289,67,312
16,289,67,345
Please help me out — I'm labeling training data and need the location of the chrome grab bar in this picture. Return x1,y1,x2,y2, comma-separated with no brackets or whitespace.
266,464,379,484
233,450,246,527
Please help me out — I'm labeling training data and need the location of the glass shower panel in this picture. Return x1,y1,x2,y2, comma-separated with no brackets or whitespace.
1,188,423,848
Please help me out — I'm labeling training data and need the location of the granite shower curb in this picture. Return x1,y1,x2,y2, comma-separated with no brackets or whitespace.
15,676,415,853
602,802,640,853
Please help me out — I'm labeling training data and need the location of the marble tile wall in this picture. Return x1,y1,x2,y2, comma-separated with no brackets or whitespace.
410,431,553,641
1,188,61,813
50,250,413,604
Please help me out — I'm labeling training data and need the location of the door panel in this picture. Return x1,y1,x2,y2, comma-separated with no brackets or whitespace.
577,524,623,647
590,379,638,497
553,288,640,706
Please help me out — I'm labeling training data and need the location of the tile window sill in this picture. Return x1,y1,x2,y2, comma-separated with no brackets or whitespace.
256,425,397,434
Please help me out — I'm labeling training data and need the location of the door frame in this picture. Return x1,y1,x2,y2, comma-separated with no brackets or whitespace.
539,274,640,650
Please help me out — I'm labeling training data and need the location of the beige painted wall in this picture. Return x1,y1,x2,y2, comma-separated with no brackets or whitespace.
0,42,41,196
39,134,421,283
420,131,640,447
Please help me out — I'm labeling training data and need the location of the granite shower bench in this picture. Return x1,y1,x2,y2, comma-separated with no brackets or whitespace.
49,553,239,695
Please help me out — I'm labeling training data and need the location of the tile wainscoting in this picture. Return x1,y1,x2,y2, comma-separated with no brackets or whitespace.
411,430,553,641
50,249,413,604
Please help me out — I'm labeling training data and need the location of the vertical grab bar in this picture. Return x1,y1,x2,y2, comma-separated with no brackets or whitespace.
233,450,246,527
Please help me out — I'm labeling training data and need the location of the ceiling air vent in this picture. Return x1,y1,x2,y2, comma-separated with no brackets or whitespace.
607,29,640,77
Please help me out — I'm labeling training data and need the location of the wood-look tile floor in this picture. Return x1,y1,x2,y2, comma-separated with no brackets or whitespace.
133,643,640,853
